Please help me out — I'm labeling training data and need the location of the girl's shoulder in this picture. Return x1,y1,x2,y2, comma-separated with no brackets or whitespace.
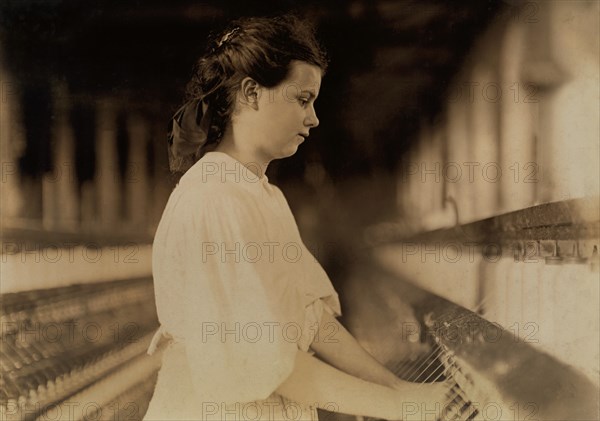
170,178,249,216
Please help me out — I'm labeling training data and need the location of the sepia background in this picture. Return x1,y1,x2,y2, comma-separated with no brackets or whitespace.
1,1,599,420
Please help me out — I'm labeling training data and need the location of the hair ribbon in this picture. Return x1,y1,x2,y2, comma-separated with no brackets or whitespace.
167,97,213,172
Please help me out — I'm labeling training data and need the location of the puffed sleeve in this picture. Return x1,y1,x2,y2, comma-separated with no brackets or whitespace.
263,184,343,353
172,187,307,405
295,244,343,352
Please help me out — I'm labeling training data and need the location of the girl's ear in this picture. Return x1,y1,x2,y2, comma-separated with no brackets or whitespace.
240,77,260,109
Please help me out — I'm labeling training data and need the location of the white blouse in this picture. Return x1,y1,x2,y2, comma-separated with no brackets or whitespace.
144,151,342,421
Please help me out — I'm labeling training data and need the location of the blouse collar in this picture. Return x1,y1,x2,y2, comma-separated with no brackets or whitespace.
182,151,270,193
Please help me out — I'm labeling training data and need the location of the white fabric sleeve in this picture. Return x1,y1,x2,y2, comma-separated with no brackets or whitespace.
174,190,308,405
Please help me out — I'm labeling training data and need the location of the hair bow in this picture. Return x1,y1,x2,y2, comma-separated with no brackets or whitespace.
167,98,213,172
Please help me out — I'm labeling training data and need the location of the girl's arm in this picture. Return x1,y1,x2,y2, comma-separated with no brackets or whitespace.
276,349,440,420
310,309,411,389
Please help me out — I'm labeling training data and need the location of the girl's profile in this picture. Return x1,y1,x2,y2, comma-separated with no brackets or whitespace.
144,14,449,421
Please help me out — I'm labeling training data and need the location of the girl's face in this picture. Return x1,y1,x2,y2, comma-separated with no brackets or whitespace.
252,60,322,161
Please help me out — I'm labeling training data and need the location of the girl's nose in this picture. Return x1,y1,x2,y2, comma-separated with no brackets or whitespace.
305,107,319,128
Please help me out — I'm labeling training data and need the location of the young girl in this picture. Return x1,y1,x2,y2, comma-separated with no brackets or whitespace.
144,15,449,421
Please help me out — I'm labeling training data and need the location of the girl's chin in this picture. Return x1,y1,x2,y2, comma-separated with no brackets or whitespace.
274,144,300,159
286,144,301,156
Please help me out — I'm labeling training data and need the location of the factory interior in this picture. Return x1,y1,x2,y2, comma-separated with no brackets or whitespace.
1,1,599,420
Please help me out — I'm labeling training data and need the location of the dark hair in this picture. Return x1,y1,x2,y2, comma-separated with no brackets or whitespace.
184,15,328,149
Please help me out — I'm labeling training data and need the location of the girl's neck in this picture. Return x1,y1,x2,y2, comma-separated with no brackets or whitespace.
213,136,269,180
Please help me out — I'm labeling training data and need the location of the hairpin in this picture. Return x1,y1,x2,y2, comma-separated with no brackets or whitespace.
217,26,241,48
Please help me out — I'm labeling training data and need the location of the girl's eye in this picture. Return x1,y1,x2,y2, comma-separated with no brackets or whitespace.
299,98,309,106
